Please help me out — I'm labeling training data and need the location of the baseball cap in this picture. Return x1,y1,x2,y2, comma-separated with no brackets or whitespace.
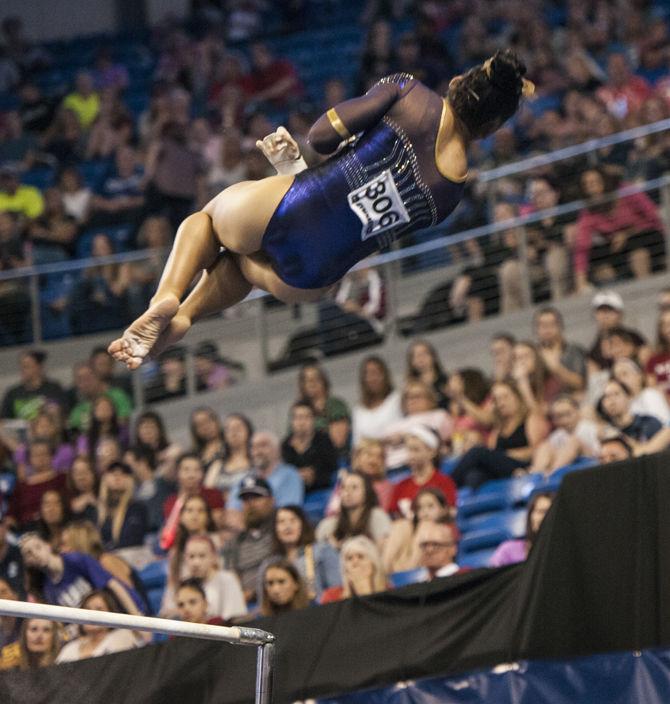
238,475,273,499
592,290,623,311
106,461,133,475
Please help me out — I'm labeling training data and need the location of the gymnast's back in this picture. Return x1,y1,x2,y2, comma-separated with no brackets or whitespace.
261,74,465,290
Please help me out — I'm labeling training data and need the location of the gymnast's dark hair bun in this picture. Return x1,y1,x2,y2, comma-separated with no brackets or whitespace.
447,49,530,140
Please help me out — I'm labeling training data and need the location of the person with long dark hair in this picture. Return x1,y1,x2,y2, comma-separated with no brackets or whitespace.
132,409,182,481
405,339,448,409
109,50,534,368
204,413,254,493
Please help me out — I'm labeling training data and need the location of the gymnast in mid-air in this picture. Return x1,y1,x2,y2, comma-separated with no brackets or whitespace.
109,49,534,369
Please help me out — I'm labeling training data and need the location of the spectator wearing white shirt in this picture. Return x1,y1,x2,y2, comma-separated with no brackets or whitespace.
613,357,670,426
352,356,403,445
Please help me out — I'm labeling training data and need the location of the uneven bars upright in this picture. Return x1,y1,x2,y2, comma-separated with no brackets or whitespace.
0,599,276,704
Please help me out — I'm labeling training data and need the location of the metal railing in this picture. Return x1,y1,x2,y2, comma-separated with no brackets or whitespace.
0,598,275,704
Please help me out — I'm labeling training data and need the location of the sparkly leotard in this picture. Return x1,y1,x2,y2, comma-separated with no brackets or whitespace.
261,75,466,289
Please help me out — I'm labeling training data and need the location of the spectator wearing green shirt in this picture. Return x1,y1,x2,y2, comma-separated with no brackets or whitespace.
0,166,44,219
62,71,100,130
67,362,132,434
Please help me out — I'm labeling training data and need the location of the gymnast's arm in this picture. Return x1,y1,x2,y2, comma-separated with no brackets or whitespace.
307,81,406,154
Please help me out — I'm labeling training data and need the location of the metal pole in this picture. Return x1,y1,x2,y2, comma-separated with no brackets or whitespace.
28,272,42,344
255,642,275,704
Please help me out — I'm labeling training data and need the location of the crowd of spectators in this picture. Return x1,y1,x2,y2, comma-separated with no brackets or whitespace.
0,1,669,346
2,0,670,672
0,278,669,668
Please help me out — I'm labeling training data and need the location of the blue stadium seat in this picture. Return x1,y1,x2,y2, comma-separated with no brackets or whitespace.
458,474,544,518
390,567,429,588
21,167,55,191
458,548,497,570
459,528,509,554
459,508,527,537
147,588,165,619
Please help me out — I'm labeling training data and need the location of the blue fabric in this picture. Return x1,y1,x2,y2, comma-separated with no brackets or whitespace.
262,121,463,289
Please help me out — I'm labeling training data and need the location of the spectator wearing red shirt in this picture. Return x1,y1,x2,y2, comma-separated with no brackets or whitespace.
388,425,457,519
247,42,303,109
573,167,665,292
596,51,653,119
646,308,670,402
8,439,66,528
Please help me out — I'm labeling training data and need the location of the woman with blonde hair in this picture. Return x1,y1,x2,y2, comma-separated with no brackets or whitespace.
320,535,388,603
0,618,62,671
97,461,147,550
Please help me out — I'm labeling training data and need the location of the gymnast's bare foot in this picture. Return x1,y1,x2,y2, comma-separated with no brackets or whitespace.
149,314,192,360
108,295,180,369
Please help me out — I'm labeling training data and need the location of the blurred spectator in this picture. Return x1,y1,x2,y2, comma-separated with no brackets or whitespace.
175,578,221,625
358,19,394,91
351,438,393,512
0,164,44,218
596,51,653,120
451,380,549,490
247,42,303,109
8,408,74,477
66,457,99,523
21,532,143,613
55,589,143,663
89,347,132,398
1,16,51,76
382,380,453,470
223,475,275,602
612,357,670,426
85,90,134,161
297,363,350,434
530,395,600,475
320,535,387,604
382,487,450,574
78,395,128,460
260,559,311,617
0,109,38,168
33,489,70,550
0,212,31,345
163,534,246,621
163,494,219,599
0,578,20,651
392,32,442,88
206,132,249,197
0,504,23,597
57,166,92,225
18,82,57,134
94,437,123,475
189,406,226,481
90,146,145,224
228,431,304,511
351,356,403,445
124,447,174,532
194,341,236,392
144,121,205,229
204,413,253,492
0,618,61,671
388,426,457,518
92,48,129,93
127,216,171,317
534,307,587,394
598,435,634,464
597,378,669,455
62,71,100,130
281,401,338,491
27,187,79,259
646,308,670,402
334,266,386,332
1,350,66,421
490,333,516,382
489,491,555,567
7,439,67,527
445,368,493,456
71,233,132,334
512,340,558,413
416,518,460,580
574,168,665,292
316,471,391,549
405,340,448,409
98,462,147,550
0,48,19,94
67,361,133,434
260,505,340,602
145,347,187,403
42,108,84,165
161,453,224,541
131,410,182,481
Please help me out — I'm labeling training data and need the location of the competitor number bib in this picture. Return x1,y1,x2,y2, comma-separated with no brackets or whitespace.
347,169,410,241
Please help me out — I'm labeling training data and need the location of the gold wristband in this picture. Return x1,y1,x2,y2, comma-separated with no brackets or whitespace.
327,108,352,141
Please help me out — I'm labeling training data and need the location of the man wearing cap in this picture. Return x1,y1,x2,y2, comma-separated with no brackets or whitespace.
588,290,649,370
388,425,457,519
0,165,44,219
223,476,275,603
227,431,304,512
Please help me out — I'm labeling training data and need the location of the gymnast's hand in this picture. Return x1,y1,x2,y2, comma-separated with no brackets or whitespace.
256,126,307,175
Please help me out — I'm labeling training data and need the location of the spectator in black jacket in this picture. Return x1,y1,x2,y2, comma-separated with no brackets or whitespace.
98,461,147,550
281,401,337,491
